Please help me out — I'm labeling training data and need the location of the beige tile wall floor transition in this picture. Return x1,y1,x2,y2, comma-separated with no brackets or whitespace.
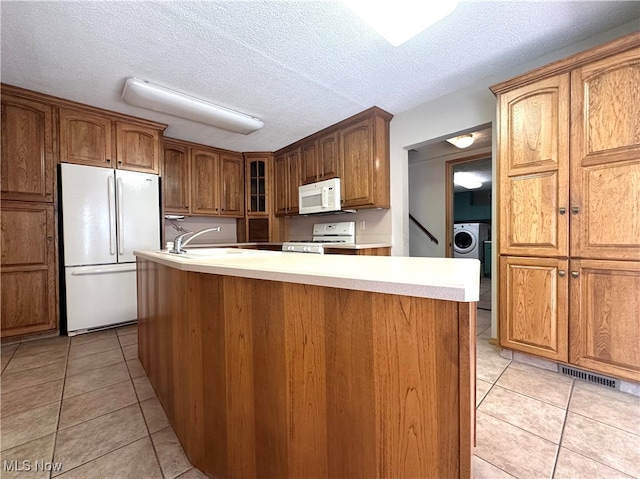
1,309,639,479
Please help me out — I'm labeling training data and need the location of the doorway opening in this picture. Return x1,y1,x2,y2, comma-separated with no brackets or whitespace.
446,152,493,311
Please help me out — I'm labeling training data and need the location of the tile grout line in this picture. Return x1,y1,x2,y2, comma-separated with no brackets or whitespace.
50,330,151,477
49,337,72,479
549,378,574,479
121,333,170,479
472,454,517,479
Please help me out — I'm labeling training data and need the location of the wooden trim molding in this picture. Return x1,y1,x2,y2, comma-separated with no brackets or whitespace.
1,83,168,130
490,32,640,95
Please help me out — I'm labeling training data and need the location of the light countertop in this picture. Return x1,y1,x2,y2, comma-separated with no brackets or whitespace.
135,249,479,302
185,242,392,250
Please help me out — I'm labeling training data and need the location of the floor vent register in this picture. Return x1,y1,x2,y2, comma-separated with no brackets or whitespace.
559,365,618,390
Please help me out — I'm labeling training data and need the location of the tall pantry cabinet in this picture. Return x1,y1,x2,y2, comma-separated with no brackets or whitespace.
492,33,640,383
1,90,58,337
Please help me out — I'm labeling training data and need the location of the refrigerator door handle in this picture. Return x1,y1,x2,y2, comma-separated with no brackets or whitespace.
117,177,125,256
108,175,117,256
70,264,137,276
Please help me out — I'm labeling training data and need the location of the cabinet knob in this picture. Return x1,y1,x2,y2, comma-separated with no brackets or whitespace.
106,158,111,163
571,271,579,279
558,207,566,215
558,270,566,277
571,207,579,215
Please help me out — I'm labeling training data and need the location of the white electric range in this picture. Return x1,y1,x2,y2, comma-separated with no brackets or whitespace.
282,221,355,254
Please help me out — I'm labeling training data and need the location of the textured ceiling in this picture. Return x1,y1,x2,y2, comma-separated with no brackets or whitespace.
2,1,638,152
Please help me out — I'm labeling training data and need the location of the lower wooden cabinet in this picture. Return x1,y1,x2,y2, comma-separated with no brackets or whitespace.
569,259,640,382
1,201,57,337
499,256,569,361
500,256,640,382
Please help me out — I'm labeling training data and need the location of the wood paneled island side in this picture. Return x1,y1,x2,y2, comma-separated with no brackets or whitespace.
135,250,478,479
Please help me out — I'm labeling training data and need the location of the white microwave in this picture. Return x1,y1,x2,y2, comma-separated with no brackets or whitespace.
299,178,341,215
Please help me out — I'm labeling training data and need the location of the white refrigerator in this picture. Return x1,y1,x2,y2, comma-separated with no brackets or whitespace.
60,163,160,335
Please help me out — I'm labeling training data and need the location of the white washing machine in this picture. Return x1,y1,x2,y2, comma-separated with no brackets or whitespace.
453,223,490,260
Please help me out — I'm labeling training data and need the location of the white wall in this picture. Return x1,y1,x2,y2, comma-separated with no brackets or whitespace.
390,21,639,258
288,208,391,244
163,216,238,246
408,146,492,258
388,22,638,338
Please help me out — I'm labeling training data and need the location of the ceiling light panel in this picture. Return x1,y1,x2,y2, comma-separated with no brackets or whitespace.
121,78,264,135
342,0,458,46
454,172,483,189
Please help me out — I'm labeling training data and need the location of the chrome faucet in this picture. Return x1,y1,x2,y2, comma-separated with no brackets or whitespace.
170,227,221,254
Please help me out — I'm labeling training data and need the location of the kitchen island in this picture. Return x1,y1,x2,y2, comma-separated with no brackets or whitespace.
135,249,478,479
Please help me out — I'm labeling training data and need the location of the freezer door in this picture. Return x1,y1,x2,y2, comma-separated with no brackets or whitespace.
64,263,138,333
115,170,160,263
61,164,117,266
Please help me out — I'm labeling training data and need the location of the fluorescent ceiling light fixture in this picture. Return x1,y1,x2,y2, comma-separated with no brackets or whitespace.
121,78,264,135
454,172,483,190
447,134,475,149
342,0,458,46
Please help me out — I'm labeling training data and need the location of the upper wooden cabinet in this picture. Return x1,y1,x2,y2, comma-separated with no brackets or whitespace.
274,148,301,216
191,148,220,215
340,113,390,209
162,141,190,214
300,130,341,185
1,94,55,202
1,201,58,337
219,153,244,216
274,107,392,216
60,107,162,174
244,153,271,216
162,139,244,218
497,74,570,258
116,122,160,173
241,153,279,243
570,47,640,261
301,139,318,185
318,130,340,182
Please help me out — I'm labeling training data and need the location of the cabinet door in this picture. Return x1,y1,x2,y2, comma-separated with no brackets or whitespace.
318,130,339,181
246,157,268,216
287,148,301,214
116,122,160,174
498,74,570,257
341,118,374,208
219,153,244,217
191,148,219,215
274,153,288,216
60,108,113,168
569,259,640,382
1,202,57,337
499,256,568,361
570,47,640,261
301,140,318,185
1,95,55,202
162,141,190,214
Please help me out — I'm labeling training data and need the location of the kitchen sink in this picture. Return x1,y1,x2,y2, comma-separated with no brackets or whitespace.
157,247,276,259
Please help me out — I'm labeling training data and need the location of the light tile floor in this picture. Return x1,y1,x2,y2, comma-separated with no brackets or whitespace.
1,311,639,479
1,326,206,479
